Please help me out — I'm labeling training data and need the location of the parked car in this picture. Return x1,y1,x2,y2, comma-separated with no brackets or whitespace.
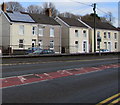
32,49,55,55
26,47,42,54
96,49,109,52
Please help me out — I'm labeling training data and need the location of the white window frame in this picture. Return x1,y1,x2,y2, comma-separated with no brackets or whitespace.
50,28,54,37
114,33,117,39
32,26,37,35
19,39,24,48
115,42,117,49
39,28,43,36
104,32,107,38
108,32,111,39
19,25,24,35
75,41,79,48
75,30,79,37
83,30,87,37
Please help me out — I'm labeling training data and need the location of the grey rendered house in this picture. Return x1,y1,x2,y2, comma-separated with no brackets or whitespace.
0,3,61,54
55,17,90,53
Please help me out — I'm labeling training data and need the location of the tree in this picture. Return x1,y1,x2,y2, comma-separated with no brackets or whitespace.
58,12,81,19
6,2,25,12
41,2,59,17
27,5,42,14
81,13,101,22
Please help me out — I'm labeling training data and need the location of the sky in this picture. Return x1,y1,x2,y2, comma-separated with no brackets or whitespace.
0,0,119,27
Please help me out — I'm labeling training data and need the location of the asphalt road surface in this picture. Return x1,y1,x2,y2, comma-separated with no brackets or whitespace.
1,55,120,104
2,67,119,104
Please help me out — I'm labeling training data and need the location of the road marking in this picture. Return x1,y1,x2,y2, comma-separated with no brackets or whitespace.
1,58,119,66
96,93,120,105
108,98,120,105
1,63,120,89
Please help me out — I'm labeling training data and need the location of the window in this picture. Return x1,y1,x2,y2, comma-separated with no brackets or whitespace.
19,25,24,35
19,39,24,48
32,26,37,35
114,33,117,39
97,41,100,49
50,28,54,37
83,30,87,37
50,40,54,49
39,28,43,36
38,40,43,48
104,42,107,49
75,41,78,48
108,32,111,39
115,42,117,49
97,31,100,38
83,41,87,52
104,32,107,38
75,30,79,37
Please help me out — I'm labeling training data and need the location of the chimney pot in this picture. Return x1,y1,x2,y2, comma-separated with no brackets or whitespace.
45,8,52,17
2,2,7,12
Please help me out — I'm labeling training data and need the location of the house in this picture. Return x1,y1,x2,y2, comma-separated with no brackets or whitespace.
81,20,119,52
55,17,90,53
0,3,61,54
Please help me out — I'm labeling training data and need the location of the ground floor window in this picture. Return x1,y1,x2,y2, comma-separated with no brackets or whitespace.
115,42,117,49
19,39,24,48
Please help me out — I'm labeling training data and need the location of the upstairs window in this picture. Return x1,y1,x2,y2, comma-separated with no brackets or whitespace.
19,25,24,35
97,31,100,38
32,26,37,35
39,28,43,36
114,33,117,39
50,28,54,37
83,30,87,37
104,32,107,38
108,32,111,39
75,30,79,37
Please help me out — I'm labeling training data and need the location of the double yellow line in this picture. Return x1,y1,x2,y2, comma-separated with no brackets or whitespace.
96,93,120,105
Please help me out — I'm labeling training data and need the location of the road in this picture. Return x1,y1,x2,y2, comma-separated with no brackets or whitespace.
1,55,120,104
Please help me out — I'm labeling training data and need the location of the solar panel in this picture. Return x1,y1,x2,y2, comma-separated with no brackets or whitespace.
7,12,35,23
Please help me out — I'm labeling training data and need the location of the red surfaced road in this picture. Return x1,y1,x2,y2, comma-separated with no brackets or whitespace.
1,64,120,88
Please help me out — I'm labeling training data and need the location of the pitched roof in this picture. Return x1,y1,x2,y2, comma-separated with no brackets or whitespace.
5,11,60,25
59,17,88,28
29,13,60,25
82,19,117,30
5,11,35,23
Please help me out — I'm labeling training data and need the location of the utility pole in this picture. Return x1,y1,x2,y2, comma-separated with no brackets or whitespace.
93,3,96,53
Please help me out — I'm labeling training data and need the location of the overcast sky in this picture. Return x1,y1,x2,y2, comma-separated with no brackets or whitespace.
0,0,119,27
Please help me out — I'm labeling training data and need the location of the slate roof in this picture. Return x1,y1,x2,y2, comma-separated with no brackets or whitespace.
29,13,60,25
5,11,60,25
59,17,88,28
82,19,117,30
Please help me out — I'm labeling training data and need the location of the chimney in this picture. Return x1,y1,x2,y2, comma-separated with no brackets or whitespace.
45,8,52,17
2,2,7,12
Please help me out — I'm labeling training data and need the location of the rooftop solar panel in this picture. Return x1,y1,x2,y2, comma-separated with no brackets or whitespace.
7,12,35,23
